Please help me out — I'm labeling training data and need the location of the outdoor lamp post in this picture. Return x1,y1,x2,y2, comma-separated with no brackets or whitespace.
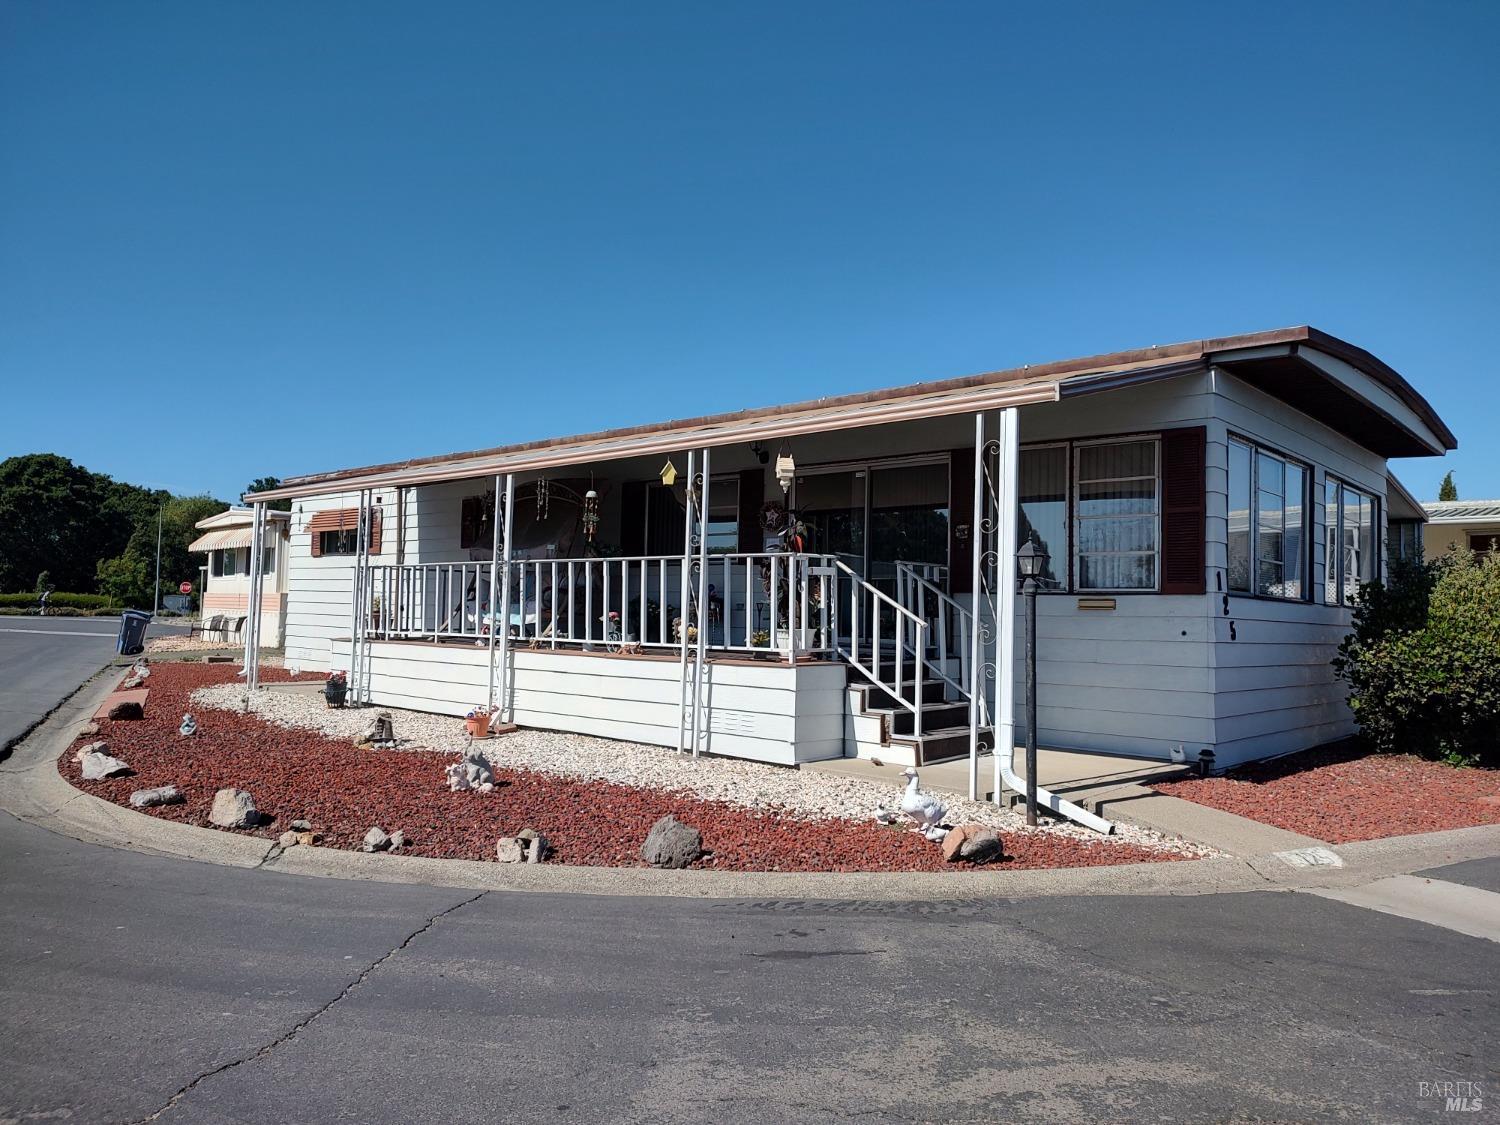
1016,535,1047,827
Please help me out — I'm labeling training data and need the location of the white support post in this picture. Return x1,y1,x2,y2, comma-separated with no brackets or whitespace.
676,451,696,754
995,408,1018,805
244,501,264,690
691,447,711,757
968,411,984,801
495,474,515,721
485,473,503,714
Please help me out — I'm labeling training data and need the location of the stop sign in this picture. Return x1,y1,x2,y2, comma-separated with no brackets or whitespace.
179,581,193,594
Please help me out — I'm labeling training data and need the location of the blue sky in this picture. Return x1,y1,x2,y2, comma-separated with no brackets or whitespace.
2,1,1496,502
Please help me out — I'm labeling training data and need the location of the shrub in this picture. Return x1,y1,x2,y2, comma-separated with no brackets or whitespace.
1335,550,1500,767
0,591,116,610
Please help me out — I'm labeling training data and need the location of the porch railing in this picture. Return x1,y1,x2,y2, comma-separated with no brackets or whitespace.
366,553,839,658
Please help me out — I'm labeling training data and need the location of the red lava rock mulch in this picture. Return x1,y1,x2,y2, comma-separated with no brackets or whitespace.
62,663,1188,873
1152,742,1500,844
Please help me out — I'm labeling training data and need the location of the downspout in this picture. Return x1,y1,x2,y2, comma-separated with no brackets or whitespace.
992,408,1114,834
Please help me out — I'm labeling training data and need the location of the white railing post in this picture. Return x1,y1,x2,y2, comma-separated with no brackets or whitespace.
496,475,515,721
691,447,711,756
676,451,695,754
485,473,502,713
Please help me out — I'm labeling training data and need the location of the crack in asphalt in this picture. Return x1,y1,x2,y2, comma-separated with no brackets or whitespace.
128,889,488,1123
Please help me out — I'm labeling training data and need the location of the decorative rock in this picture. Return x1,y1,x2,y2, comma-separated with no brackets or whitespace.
278,831,299,848
129,785,182,808
75,739,110,763
296,831,320,847
290,819,313,831
517,827,539,841
445,752,495,792
106,699,144,721
496,837,524,863
641,814,703,869
80,751,131,781
388,830,405,852
959,826,1004,864
209,788,259,829
78,722,100,738
355,712,396,748
940,824,971,863
525,832,548,864
362,826,391,852
179,713,198,737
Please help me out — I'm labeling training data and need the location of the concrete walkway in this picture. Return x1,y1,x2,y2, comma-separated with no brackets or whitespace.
803,748,1322,855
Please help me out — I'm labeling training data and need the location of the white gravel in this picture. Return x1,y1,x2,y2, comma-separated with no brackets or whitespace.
190,682,1211,857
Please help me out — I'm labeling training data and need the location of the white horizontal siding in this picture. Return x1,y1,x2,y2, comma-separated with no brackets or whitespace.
328,640,848,766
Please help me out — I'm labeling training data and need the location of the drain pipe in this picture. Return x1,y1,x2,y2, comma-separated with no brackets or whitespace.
991,407,1114,835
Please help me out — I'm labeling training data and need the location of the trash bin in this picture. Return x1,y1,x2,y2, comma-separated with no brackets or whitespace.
117,610,153,656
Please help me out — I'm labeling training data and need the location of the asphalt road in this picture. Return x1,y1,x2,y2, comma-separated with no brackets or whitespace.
2,808,1495,1124
0,615,186,753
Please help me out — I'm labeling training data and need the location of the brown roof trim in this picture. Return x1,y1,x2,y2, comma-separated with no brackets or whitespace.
247,325,1454,502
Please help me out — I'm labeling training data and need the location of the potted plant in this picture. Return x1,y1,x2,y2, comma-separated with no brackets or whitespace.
464,705,493,738
323,671,348,708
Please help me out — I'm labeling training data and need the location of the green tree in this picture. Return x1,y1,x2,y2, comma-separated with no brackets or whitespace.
95,553,151,607
246,476,292,511
0,454,136,593
1437,471,1458,502
123,494,229,607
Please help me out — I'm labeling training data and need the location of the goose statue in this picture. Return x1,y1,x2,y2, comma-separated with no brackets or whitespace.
899,768,948,840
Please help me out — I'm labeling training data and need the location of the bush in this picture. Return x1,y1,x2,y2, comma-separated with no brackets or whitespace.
0,591,116,610
1335,550,1500,767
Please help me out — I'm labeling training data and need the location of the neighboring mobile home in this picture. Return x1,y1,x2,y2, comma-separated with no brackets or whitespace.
1422,499,1500,560
241,326,1455,805
189,507,290,645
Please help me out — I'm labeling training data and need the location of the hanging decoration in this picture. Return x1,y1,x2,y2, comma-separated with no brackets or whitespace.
774,444,796,495
659,459,678,487
582,477,600,543
536,478,550,521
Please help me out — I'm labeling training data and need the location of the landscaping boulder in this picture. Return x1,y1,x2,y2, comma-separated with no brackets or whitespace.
209,788,259,829
291,819,313,832
278,831,299,849
495,837,524,863
106,699,144,721
958,826,1004,865
362,826,391,852
129,785,183,808
388,830,405,852
524,831,548,864
940,824,971,863
80,750,131,781
78,722,100,739
179,713,198,737
296,831,321,847
641,815,703,869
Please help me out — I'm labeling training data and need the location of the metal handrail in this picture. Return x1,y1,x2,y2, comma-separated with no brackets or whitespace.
895,562,972,703
831,559,927,736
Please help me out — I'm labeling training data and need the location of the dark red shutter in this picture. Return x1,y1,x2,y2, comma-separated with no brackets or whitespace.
737,468,764,553
307,507,380,557
619,482,646,557
948,448,973,593
1159,426,1207,594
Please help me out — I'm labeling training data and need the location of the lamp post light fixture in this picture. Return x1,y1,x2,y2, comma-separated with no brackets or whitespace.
1016,535,1047,827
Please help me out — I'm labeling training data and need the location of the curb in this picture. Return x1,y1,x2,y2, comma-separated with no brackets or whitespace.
4,671,1499,901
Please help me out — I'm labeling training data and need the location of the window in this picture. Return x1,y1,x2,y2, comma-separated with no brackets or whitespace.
1227,438,1307,599
1325,478,1377,605
1468,531,1499,557
260,544,276,575
319,528,359,556
1073,438,1159,591
211,548,246,577
705,478,739,554
1388,520,1424,563
1019,446,1067,589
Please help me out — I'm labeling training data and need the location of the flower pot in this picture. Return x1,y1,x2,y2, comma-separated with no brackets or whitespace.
323,679,347,708
465,713,492,738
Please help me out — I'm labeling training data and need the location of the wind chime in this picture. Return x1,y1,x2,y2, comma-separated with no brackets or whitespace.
582,475,600,543
535,478,550,521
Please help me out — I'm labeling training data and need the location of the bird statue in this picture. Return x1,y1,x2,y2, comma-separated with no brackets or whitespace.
179,713,197,737
899,767,948,840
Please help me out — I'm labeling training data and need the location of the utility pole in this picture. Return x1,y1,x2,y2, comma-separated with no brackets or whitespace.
153,505,163,616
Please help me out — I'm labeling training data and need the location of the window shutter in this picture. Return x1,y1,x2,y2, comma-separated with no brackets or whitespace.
737,468,764,553
948,448,973,593
307,507,380,557
1159,427,1207,595
619,482,647,556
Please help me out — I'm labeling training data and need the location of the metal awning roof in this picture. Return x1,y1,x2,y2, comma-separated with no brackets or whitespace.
188,528,254,552
1424,500,1500,523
